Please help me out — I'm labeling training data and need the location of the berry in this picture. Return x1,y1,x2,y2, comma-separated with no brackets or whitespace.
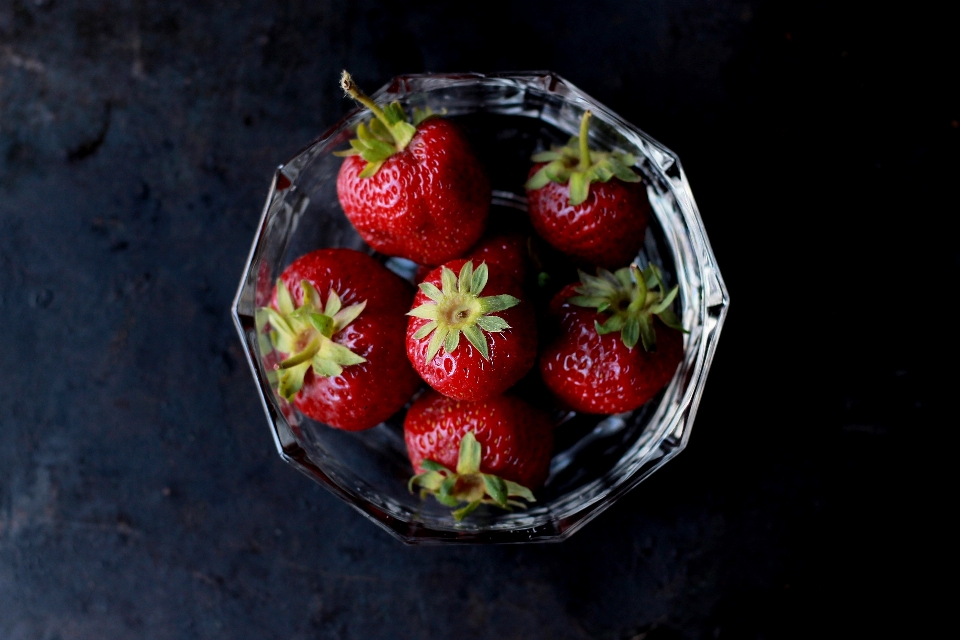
258,249,421,431
406,259,536,400
405,391,554,519
465,231,529,285
335,71,490,265
539,264,685,414
525,111,650,269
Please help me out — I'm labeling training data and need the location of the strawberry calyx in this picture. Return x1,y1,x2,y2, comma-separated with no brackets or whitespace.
407,261,520,363
258,280,367,400
525,110,642,206
569,263,686,351
408,432,536,521
334,70,438,178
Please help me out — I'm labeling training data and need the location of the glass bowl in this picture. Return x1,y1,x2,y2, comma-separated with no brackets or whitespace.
231,71,729,544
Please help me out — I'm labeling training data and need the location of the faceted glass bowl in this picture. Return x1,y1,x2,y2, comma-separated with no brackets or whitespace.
231,71,729,544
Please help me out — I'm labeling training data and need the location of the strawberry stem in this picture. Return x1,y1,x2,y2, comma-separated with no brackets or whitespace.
577,111,593,171
340,71,394,135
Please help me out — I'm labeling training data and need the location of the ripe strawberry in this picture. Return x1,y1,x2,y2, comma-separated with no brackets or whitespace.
539,263,685,414
335,71,490,265
406,259,536,400
405,391,553,519
258,249,421,431
464,231,529,285
525,111,651,269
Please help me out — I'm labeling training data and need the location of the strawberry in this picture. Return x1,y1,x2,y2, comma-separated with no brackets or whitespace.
539,264,685,414
464,231,529,285
258,249,421,431
405,391,554,519
525,111,651,269
335,71,490,265
406,259,536,400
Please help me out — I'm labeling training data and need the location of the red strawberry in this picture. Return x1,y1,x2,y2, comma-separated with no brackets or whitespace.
464,231,529,285
405,391,554,519
525,111,651,269
539,264,685,414
335,71,490,265
258,249,421,431
406,259,536,400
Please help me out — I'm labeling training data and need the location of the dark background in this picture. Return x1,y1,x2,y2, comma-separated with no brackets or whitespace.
0,1,952,638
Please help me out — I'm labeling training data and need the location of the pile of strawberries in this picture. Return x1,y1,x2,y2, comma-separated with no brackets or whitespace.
258,72,685,521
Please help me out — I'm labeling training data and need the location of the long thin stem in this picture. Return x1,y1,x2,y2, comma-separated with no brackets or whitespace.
340,70,392,130
578,110,593,170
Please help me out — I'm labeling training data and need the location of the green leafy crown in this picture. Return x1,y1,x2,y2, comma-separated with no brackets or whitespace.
333,70,438,178
256,280,367,400
407,260,520,363
569,263,685,351
409,432,536,521
525,110,641,206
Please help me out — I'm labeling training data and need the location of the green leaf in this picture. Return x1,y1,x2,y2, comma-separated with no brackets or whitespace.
471,262,489,295
382,102,406,125
418,282,444,302
319,340,366,367
391,121,417,149
441,266,457,296
452,500,482,521
457,432,482,475
458,261,474,294
276,280,295,315
261,307,294,338
657,308,686,332
308,313,335,337
300,280,322,309
476,315,510,332
568,295,608,308
638,315,657,351
313,358,343,377
608,158,641,182
332,301,366,332
568,171,589,206
277,361,311,400
482,474,508,507
478,294,519,313
412,320,437,340
650,286,679,314
420,459,449,473
531,150,563,162
444,328,461,354
544,160,571,184
323,289,342,316
407,303,438,320
504,480,535,502
332,148,360,157
524,165,552,191
615,267,633,288
461,325,489,360
623,316,640,349
594,315,626,335
277,337,321,369
357,161,383,179
426,326,448,362
368,117,390,140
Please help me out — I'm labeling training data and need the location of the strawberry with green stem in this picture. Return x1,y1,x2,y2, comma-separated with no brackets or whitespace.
405,391,554,520
539,263,685,414
525,110,651,269
258,249,421,431
409,432,536,521
406,259,537,400
335,71,490,265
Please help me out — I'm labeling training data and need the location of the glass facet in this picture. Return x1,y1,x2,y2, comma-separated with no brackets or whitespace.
231,72,729,544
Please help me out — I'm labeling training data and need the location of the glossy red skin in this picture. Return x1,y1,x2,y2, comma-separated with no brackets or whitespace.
406,259,537,401
337,119,491,266
525,163,651,269
273,249,421,431
539,284,683,414
464,232,528,284
404,391,554,489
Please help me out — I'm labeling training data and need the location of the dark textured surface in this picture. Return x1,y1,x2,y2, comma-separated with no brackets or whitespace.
1,1,952,637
